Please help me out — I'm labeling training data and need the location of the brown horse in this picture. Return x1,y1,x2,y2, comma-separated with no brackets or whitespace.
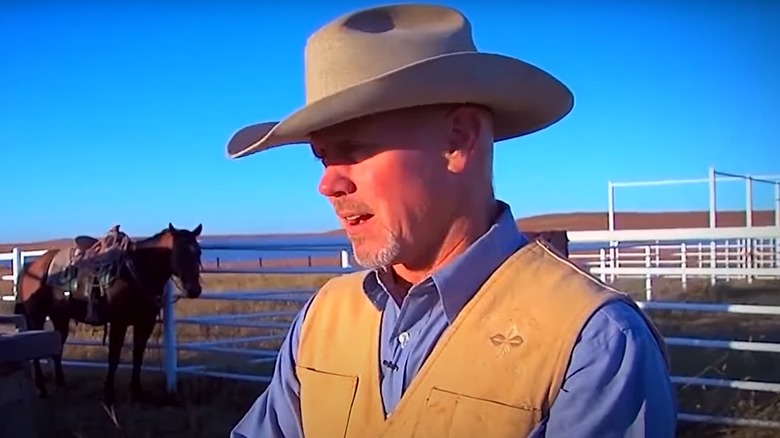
14,223,203,409
524,230,570,258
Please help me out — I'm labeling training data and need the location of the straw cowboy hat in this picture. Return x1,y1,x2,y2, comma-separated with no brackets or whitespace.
226,3,573,159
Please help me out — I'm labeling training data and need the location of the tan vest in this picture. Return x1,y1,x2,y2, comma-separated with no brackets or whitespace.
296,241,668,438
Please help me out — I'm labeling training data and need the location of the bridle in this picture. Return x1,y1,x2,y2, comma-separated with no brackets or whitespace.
167,255,204,304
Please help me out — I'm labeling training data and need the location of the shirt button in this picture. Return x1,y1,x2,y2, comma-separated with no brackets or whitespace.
398,331,410,347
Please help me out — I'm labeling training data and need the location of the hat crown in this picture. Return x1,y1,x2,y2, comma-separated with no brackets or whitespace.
303,4,476,104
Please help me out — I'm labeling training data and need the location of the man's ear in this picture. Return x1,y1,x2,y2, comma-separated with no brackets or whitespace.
444,106,486,173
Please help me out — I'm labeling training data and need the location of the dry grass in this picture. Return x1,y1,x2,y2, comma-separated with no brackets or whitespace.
613,277,780,438
4,273,330,438
5,272,780,437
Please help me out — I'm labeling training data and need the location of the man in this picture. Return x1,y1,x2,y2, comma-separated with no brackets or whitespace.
228,4,676,437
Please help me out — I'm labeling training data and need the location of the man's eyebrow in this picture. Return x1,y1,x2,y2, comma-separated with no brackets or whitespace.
336,140,379,150
314,140,381,155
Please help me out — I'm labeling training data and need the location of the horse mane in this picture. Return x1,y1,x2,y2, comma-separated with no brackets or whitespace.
137,228,169,242
133,228,172,248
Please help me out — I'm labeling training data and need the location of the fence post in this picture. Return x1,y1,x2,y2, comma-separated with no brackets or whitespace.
746,238,754,284
653,240,660,267
724,239,731,281
162,281,178,393
340,250,351,269
709,167,717,286
709,239,717,286
776,182,780,269
644,245,652,301
598,248,606,282
608,244,616,283
680,243,688,291
11,247,22,298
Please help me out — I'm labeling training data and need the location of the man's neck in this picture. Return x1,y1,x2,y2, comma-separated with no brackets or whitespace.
387,200,500,300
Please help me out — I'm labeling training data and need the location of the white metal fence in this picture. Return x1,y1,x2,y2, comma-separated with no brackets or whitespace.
2,225,780,430
569,226,780,300
606,167,780,233
0,247,47,301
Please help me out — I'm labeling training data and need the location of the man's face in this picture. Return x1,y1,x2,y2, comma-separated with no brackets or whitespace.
311,105,464,269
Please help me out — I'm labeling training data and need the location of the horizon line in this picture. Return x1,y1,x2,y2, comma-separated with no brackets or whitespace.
2,208,776,248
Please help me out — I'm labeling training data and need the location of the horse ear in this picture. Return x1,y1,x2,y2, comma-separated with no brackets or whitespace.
193,223,203,236
168,223,175,232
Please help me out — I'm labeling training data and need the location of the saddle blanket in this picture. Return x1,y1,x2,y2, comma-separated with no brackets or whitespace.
46,249,79,289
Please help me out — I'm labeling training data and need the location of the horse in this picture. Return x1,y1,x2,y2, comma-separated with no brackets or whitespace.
14,223,204,410
524,230,570,257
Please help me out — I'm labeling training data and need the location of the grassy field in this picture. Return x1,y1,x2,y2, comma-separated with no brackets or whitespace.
2,272,780,437
615,277,780,438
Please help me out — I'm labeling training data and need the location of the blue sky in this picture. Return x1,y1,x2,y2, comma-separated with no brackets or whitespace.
1,1,778,242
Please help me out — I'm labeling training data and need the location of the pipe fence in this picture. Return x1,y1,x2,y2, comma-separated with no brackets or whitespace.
2,225,780,430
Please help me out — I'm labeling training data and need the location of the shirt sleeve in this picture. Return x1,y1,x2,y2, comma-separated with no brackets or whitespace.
529,300,678,438
229,296,315,438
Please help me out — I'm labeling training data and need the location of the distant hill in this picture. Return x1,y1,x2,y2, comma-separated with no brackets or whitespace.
515,209,776,232
0,209,775,252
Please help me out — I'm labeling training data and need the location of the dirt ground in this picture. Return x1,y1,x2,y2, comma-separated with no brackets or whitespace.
3,272,780,437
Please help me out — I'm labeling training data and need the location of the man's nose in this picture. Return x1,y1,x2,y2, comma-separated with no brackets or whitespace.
318,165,357,198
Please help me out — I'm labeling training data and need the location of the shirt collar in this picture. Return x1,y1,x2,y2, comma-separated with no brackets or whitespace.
361,200,527,323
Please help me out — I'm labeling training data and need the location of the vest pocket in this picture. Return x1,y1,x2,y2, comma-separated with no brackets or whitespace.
296,366,358,438
413,387,541,438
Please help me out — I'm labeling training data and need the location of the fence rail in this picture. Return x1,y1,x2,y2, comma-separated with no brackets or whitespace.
2,225,780,430
607,167,780,233
0,248,47,301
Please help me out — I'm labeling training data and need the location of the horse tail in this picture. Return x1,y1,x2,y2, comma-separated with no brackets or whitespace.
14,248,57,305
14,254,31,306
13,253,35,323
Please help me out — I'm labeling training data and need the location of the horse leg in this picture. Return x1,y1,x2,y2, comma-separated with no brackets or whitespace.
103,322,128,408
130,312,157,404
25,310,50,398
32,358,47,395
48,313,71,389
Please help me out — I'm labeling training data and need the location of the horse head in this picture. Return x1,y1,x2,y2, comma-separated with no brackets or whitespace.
134,223,204,299
164,222,204,298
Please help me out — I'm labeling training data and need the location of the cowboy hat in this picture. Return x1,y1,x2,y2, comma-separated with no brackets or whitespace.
226,3,573,159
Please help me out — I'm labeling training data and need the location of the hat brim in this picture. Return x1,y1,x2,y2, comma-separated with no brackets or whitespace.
226,51,573,159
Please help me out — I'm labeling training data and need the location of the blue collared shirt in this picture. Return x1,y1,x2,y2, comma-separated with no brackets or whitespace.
231,201,677,437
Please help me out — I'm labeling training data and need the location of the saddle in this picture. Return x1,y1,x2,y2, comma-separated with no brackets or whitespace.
74,235,99,252
46,225,133,323
72,226,132,268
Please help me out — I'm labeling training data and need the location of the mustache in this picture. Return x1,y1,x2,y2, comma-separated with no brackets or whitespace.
332,199,373,216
